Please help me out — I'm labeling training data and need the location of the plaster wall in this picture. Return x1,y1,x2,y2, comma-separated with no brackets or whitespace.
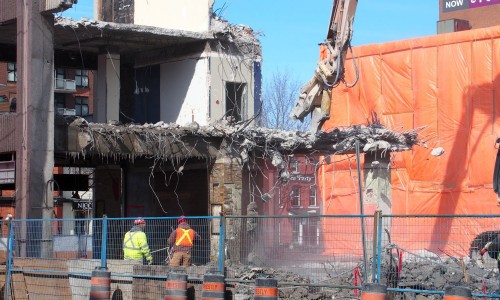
94,53,120,123
209,55,256,122
134,0,212,32
106,54,120,122
160,57,209,125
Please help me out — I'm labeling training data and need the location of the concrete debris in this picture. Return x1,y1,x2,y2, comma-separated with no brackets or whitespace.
55,17,212,40
363,140,391,152
225,253,499,299
59,117,424,167
431,147,445,156
211,16,262,49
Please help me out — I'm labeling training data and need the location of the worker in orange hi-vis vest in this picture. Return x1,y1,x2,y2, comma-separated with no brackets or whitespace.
167,216,200,267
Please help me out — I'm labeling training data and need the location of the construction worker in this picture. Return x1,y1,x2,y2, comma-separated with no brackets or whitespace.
123,217,153,265
167,216,199,267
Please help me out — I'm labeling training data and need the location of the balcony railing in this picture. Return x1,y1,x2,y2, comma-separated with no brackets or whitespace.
54,78,76,93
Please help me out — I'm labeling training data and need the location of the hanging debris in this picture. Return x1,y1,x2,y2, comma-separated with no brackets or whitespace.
55,116,425,166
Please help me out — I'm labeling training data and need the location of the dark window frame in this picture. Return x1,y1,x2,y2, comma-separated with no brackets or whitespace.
291,186,301,207
309,186,317,207
75,96,89,116
54,94,65,109
7,63,16,82
75,69,89,88
291,159,299,174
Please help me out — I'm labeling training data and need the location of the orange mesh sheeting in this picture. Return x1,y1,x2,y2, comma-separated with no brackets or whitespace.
319,25,500,257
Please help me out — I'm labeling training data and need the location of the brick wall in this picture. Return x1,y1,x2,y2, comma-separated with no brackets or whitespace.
0,62,7,84
439,1,500,29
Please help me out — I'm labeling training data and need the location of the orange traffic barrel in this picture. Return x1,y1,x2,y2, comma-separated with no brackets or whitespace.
201,273,225,299
89,268,111,300
361,283,387,300
444,286,472,300
254,277,278,300
165,271,188,300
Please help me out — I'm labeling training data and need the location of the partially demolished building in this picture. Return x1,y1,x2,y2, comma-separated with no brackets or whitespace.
0,0,424,262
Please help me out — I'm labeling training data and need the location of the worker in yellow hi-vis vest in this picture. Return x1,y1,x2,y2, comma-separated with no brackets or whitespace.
123,217,153,265
167,216,200,267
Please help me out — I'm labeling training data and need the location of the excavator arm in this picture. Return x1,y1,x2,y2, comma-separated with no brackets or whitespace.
290,0,358,132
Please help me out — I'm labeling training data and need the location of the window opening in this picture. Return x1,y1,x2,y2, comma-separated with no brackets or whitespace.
75,96,89,116
291,187,301,207
75,69,89,87
225,82,246,122
7,63,16,82
309,186,317,207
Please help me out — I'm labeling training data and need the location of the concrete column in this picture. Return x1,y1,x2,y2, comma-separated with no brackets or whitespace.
209,141,243,264
16,0,55,257
94,53,120,123
363,150,391,280
363,151,392,214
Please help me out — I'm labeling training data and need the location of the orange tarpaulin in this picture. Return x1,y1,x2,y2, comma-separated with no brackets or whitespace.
319,25,500,256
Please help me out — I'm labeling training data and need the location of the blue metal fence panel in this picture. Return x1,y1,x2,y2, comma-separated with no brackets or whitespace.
3,214,500,299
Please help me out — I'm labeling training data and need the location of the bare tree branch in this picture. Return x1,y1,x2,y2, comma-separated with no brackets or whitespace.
260,69,310,131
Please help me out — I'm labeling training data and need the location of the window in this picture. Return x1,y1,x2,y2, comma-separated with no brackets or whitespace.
291,187,301,207
7,63,16,82
278,188,282,208
75,69,89,87
55,68,65,89
55,94,65,109
75,96,89,116
225,82,246,122
290,159,299,174
309,186,317,207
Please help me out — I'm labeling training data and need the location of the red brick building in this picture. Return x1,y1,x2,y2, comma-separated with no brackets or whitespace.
261,156,322,250
0,62,94,118
0,62,95,218
438,0,500,33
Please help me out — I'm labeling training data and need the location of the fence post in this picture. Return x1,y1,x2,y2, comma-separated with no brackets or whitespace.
355,140,368,282
218,214,225,274
371,210,381,282
100,215,108,269
376,211,383,284
4,220,14,300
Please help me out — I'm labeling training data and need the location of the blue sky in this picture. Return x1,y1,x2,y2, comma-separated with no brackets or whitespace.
62,1,438,85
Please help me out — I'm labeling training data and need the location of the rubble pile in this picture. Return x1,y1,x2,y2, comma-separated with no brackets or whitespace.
226,264,340,300
223,255,499,299
384,255,499,299
210,16,262,54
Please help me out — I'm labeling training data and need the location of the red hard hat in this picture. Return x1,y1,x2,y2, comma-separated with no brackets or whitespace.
134,217,145,225
178,215,187,224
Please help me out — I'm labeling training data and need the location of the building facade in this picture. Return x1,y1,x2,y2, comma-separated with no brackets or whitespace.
0,0,263,261
438,0,500,33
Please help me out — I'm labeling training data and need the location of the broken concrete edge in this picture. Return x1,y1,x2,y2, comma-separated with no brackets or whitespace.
54,16,262,49
57,116,426,168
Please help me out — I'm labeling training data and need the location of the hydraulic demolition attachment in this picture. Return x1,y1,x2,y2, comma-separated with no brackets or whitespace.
290,0,358,132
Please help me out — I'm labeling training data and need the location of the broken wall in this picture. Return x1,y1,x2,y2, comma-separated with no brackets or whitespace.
160,56,210,125
209,48,258,123
319,25,500,256
209,152,244,263
134,0,212,32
